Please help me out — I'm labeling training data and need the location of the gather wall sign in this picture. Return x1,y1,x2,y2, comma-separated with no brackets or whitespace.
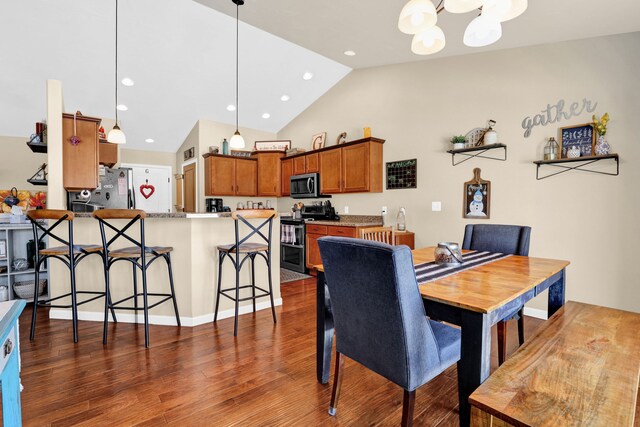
521,98,598,138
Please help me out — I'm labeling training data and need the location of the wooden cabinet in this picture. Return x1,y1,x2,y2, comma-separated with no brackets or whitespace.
204,155,257,196
255,152,284,197
99,142,118,167
306,232,323,269
236,159,257,196
305,224,357,269
394,231,415,249
281,158,293,196
317,138,383,194
293,156,306,175
306,153,319,173
62,113,100,191
319,149,342,194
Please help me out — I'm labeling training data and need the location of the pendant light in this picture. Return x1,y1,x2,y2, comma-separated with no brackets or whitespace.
411,26,446,55
398,0,438,35
444,0,483,14
229,0,245,149
463,13,502,47
107,0,126,144
483,0,528,22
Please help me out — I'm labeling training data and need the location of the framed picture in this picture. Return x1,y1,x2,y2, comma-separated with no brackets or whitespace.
311,132,326,150
183,147,195,161
386,159,417,189
559,123,595,158
254,140,291,151
230,150,252,158
0,240,6,258
463,168,490,219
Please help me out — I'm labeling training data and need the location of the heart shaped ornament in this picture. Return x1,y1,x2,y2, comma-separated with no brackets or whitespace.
139,184,155,199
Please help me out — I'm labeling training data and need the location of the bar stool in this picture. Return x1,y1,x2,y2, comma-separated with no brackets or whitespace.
27,209,116,343
92,209,180,347
214,210,277,336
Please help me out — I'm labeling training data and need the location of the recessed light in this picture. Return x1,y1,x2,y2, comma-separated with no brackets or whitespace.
227,104,236,111
344,50,356,56
145,138,154,143
280,95,290,102
262,113,271,119
116,104,128,111
303,72,314,80
121,77,135,86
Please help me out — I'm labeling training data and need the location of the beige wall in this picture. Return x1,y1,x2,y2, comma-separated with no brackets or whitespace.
120,148,176,170
176,119,277,212
277,32,640,313
0,136,48,193
175,122,200,211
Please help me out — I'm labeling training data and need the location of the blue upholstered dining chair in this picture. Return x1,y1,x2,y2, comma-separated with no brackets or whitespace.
462,224,532,365
318,236,461,427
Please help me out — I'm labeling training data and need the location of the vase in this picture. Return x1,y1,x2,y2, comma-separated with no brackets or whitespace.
453,142,465,150
595,134,610,156
567,146,581,158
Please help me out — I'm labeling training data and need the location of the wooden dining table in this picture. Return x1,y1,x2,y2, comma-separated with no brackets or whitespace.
315,246,570,427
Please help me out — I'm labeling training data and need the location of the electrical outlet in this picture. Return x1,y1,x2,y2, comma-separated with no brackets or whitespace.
344,206,349,214
432,201,442,212
382,206,388,215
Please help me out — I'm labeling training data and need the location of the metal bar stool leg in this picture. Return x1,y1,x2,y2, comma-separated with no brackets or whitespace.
70,260,79,343
214,252,225,322
251,255,256,313
141,262,150,348
266,250,277,324
103,259,111,345
132,261,138,320
233,254,241,336
165,253,181,326
30,260,42,341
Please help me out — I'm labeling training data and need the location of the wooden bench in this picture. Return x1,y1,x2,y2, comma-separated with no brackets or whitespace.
469,301,640,427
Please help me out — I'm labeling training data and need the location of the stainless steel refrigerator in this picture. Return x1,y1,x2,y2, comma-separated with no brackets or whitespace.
68,167,135,211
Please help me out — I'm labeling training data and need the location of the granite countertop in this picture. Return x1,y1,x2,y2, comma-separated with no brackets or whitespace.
74,212,233,219
303,215,383,227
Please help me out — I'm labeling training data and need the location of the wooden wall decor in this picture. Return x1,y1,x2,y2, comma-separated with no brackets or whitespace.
463,168,490,219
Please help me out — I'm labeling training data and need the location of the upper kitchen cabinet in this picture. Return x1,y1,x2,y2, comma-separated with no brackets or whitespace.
204,154,257,197
293,156,306,175
305,153,319,173
62,113,100,191
99,141,118,168
281,158,293,196
318,137,384,194
319,149,342,193
255,152,284,197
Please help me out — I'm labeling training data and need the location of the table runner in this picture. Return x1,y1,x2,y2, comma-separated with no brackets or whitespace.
415,251,511,284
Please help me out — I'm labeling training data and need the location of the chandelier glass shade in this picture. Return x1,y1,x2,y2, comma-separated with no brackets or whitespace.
463,13,502,47
483,0,527,22
444,0,483,14
398,0,438,34
411,26,446,55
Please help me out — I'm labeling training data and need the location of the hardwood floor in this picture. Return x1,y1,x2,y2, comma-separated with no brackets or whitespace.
14,279,638,426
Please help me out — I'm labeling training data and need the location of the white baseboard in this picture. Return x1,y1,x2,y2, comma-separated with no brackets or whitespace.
523,306,548,320
49,298,283,327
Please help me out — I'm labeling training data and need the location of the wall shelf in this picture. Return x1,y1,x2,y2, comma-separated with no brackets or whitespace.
26,179,47,186
26,141,47,153
533,154,619,180
446,143,507,166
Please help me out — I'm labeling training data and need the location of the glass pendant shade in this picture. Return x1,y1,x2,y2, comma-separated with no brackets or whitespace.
411,26,446,55
398,0,438,34
483,0,527,22
444,0,483,14
229,130,245,149
107,124,126,144
463,14,502,47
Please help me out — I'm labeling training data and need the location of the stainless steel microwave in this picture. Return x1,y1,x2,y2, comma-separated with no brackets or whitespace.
290,173,320,199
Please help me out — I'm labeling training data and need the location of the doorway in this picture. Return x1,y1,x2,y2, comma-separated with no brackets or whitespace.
182,161,197,212
121,163,172,213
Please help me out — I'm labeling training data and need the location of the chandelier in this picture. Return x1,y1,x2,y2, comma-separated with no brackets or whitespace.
398,0,527,55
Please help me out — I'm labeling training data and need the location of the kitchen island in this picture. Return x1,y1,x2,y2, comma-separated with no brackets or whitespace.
48,212,281,327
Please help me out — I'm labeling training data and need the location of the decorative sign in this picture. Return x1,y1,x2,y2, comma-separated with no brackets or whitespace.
521,98,598,138
230,150,252,158
463,168,490,219
254,140,291,151
386,159,417,190
311,132,326,150
183,147,195,161
559,123,595,158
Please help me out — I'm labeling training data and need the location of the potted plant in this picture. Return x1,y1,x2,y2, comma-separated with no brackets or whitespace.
450,135,466,150
592,112,611,155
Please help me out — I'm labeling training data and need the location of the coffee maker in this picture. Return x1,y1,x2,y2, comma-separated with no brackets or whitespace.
206,198,223,212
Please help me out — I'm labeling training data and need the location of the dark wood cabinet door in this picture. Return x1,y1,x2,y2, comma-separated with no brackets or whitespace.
281,158,293,196
293,156,306,175
257,153,283,196
319,149,342,193
210,156,236,196
342,142,370,192
99,142,118,167
235,159,257,196
62,114,100,191
306,233,324,269
306,153,319,173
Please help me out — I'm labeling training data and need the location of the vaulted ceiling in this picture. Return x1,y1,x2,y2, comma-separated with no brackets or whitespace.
1,0,638,152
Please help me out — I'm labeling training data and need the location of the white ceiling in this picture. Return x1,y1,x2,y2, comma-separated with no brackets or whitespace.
2,1,639,153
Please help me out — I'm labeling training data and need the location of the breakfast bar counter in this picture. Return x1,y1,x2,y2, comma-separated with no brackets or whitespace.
48,212,281,327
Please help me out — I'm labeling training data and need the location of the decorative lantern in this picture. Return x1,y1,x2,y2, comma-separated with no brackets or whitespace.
544,137,559,160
